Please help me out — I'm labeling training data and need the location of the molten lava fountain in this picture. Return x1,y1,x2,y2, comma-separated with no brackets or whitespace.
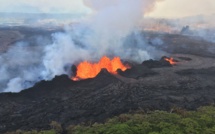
72,56,129,80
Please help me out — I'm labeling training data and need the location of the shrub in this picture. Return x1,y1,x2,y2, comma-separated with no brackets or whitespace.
50,121,63,134
6,106,215,134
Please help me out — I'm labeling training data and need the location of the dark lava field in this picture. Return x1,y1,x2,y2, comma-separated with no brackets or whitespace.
0,27,215,133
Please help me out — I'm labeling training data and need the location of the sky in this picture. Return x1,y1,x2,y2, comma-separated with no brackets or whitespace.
0,0,214,18
0,0,90,14
147,0,215,18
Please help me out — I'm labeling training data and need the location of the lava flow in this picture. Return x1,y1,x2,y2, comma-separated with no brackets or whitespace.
72,56,129,80
165,57,177,65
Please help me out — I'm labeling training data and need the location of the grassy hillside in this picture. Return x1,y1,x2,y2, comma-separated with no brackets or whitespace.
5,106,215,134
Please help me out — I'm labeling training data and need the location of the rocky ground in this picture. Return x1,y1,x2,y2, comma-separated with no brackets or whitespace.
0,54,215,133
0,28,215,133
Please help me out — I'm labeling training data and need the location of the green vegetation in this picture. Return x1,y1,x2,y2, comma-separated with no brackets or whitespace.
6,106,215,134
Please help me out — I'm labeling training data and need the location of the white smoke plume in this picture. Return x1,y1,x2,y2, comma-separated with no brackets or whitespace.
1,0,164,93
81,0,162,57
41,0,164,80
0,41,45,92
4,77,23,93
142,14,215,43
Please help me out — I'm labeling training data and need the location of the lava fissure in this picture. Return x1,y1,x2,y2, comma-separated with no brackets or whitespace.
72,56,129,80
164,57,177,65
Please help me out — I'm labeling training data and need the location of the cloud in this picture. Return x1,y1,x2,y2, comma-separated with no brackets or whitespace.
147,0,215,18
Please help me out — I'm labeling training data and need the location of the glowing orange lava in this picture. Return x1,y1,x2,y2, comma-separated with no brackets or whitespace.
72,56,129,80
165,57,177,65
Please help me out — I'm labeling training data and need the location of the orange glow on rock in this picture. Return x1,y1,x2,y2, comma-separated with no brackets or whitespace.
165,57,177,65
72,56,129,80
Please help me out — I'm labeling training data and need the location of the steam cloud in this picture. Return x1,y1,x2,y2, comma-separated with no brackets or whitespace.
143,15,215,43
42,0,164,77
1,0,164,92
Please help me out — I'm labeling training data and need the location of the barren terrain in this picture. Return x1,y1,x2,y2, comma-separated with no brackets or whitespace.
0,27,215,133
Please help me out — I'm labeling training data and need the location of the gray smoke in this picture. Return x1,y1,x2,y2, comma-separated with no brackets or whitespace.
40,0,165,80
143,14,215,43
0,41,45,92
39,0,164,78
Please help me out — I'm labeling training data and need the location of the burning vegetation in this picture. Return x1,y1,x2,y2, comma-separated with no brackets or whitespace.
72,56,129,80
